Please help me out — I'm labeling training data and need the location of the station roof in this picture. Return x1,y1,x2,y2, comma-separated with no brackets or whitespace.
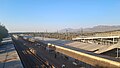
72,36,120,40
35,37,120,62
35,37,120,54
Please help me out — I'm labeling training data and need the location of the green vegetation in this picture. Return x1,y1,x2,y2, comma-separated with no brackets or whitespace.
0,24,8,42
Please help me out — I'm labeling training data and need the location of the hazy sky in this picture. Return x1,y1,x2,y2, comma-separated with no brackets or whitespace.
0,0,120,32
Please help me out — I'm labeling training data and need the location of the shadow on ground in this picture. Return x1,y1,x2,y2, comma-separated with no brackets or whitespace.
0,60,22,68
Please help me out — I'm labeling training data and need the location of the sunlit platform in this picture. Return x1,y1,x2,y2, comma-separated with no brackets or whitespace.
0,44,23,68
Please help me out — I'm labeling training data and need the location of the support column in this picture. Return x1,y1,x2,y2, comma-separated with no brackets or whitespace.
100,38,102,45
117,48,119,58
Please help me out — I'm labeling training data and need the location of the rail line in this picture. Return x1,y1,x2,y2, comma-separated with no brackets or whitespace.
13,40,54,68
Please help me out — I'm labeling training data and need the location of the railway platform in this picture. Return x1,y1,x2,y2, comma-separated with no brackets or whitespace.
0,44,23,68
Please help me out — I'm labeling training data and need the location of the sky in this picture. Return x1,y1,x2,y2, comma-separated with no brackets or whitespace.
0,0,120,32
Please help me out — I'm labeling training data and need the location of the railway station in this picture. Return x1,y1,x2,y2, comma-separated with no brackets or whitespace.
7,30,120,68
1,0,120,68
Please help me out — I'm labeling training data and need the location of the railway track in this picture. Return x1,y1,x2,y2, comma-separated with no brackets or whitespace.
13,40,54,68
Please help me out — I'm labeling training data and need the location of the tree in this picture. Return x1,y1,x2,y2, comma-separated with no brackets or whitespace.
0,23,8,42
0,35,2,41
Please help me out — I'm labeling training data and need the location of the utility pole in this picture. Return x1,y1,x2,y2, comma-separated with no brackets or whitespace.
57,30,59,39
46,29,47,38
80,28,83,36
66,30,68,40
42,32,44,41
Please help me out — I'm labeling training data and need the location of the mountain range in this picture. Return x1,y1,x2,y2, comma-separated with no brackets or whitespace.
59,25,120,33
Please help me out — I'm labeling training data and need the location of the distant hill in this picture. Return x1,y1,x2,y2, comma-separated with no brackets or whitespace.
59,28,77,33
59,25,120,33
